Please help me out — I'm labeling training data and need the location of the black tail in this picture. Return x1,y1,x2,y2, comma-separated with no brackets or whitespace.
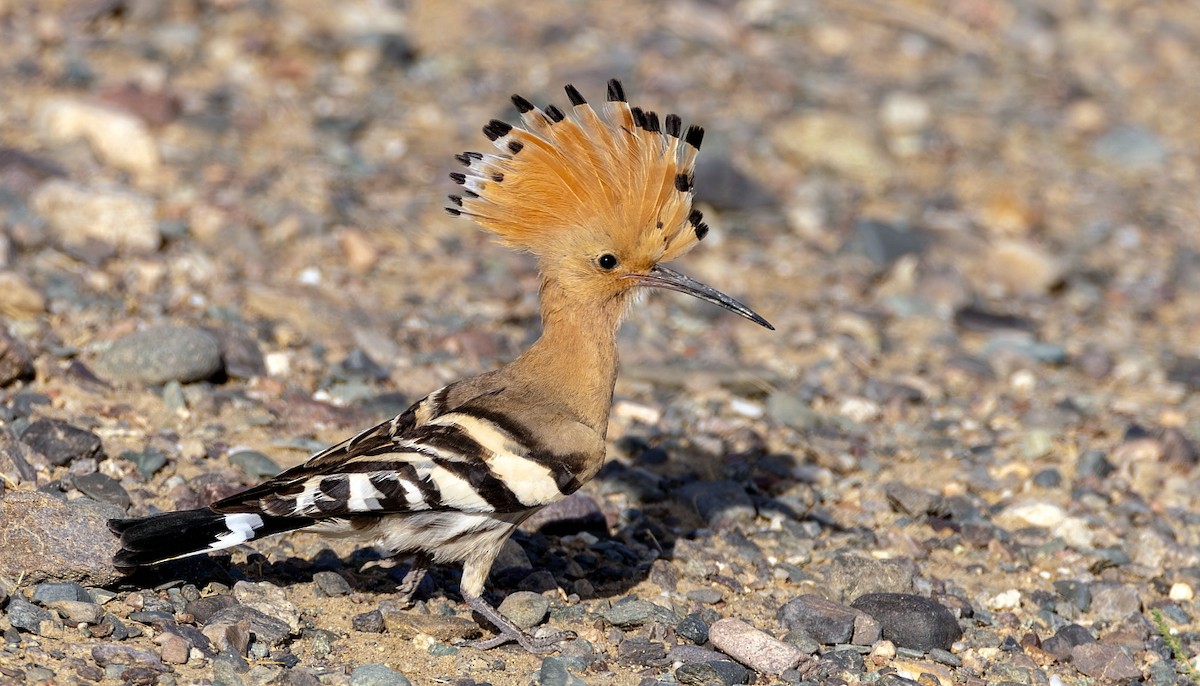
109,508,314,573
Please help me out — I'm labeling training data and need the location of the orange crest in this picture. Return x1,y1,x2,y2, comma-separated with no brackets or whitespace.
447,79,709,265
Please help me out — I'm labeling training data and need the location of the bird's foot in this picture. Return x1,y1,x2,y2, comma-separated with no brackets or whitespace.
463,592,576,654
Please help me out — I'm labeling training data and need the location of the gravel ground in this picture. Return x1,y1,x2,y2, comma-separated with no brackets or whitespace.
2,1,1200,685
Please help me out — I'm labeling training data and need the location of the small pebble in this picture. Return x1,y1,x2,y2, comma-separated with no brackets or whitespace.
1089,583,1141,622
1168,582,1194,601
6,597,60,635
615,637,665,665
351,609,385,633
349,663,412,686
676,660,751,686
538,656,587,686
850,593,962,652
676,613,710,645
1071,643,1142,680
72,471,131,508
19,418,103,467
497,591,550,630
122,448,167,479
602,597,677,628
778,594,866,645
869,639,896,664
686,588,724,605
32,582,90,604
312,571,353,597
228,449,282,479
1053,580,1092,612
94,325,223,385
709,618,806,675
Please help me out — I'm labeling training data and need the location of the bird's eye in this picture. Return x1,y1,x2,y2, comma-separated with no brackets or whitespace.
598,253,619,270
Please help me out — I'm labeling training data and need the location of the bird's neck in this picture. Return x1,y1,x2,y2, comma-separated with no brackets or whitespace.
508,277,627,436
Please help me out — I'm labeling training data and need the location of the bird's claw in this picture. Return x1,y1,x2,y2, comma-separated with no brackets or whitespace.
469,628,576,654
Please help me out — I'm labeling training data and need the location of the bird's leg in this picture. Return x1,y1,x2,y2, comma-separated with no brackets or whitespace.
464,592,576,654
395,552,431,606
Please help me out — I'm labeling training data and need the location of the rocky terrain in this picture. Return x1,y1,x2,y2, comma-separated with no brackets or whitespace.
1,0,1199,685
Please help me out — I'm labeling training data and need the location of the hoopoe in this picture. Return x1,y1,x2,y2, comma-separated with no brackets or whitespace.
109,79,772,653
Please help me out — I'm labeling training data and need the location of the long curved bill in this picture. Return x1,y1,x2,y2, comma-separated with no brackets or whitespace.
630,265,774,330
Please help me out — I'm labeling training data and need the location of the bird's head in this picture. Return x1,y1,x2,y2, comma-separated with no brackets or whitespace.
448,79,772,330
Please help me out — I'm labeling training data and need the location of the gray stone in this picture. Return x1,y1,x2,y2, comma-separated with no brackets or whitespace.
686,588,724,605
351,609,385,633
1071,643,1142,680
228,450,281,479
677,480,756,529
19,419,103,467
31,582,90,604
709,618,806,675
778,594,872,645
676,613,709,645
616,637,666,665
1089,583,1141,622
1053,580,1092,612
24,666,55,683
121,448,167,479
884,482,943,517
212,650,249,686
206,604,293,646
822,554,914,603
94,326,222,385
72,471,131,508
1041,623,1095,662
676,660,752,685
312,571,352,597
497,590,550,630
602,597,678,628
850,593,962,651
669,645,730,664
0,490,123,585
90,643,165,671
6,596,59,635
185,595,238,623
538,656,587,686
782,628,821,654
350,663,412,686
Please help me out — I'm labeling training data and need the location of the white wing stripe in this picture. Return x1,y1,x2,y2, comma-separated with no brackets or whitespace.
346,473,385,511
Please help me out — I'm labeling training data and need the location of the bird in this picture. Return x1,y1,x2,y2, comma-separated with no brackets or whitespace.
109,78,773,653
